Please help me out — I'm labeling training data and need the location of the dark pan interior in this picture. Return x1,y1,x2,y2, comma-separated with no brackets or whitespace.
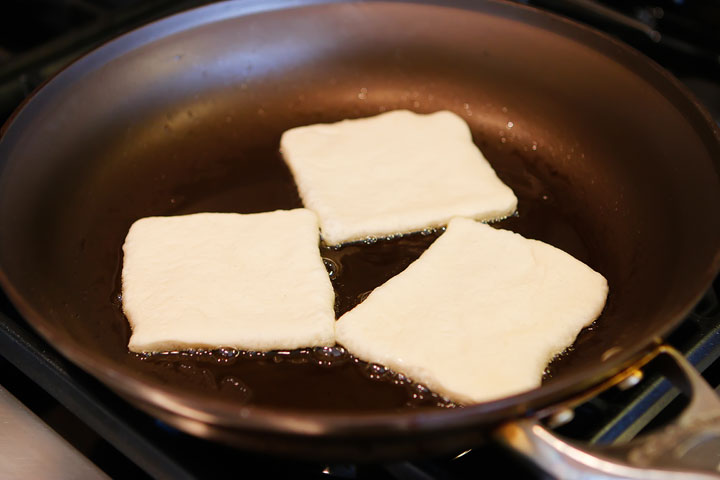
1,0,719,440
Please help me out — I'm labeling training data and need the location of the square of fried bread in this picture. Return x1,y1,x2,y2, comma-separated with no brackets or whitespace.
121,209,335,353
280,110,517,246
335,218,608,404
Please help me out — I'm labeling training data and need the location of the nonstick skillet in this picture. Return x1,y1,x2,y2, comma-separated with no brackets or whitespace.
0,0,719,476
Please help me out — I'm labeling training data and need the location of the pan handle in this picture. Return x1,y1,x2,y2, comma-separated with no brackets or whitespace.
495,345,720,479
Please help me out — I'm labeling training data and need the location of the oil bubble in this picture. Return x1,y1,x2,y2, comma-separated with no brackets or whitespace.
357,291,372,303
322,258,340,280
218,347,239,358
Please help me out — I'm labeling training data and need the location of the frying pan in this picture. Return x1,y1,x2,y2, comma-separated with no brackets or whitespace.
1,0,719,476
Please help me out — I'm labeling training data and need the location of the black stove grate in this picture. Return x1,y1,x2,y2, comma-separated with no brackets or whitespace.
0,0,216,122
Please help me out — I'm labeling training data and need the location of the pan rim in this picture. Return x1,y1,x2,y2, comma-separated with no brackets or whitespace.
1,0,719,437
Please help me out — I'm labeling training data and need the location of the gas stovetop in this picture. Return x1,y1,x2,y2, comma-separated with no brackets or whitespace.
1,1,718,479
2,280,720,479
